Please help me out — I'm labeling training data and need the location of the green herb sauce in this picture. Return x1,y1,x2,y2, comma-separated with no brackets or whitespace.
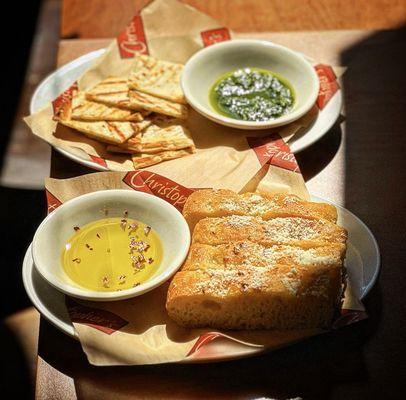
209,68,295,122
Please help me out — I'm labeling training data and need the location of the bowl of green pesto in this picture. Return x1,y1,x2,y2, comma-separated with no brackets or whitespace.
181,39,320,130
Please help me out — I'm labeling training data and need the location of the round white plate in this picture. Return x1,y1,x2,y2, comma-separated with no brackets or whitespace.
22,194,380,347
30,48,342,171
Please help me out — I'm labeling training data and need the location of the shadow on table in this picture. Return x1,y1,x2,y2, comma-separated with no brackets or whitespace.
296,122,343,182
0,187,45,397
0,322,33,398
340,26,406,399
37,315,374,400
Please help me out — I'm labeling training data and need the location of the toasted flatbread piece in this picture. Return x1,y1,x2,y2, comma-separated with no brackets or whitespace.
58,119,137,144
129,90,188,119
71,91,143,122
54,93,138,144
132,148,194,169
85,77,131,108
128,55,185,104
106,119,194,154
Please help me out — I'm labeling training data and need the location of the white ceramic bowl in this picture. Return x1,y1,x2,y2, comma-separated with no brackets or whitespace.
181,39,320,130
32,190,190,301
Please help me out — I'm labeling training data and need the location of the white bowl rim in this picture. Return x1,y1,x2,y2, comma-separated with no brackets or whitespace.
181,38,320,129
32,189,191,301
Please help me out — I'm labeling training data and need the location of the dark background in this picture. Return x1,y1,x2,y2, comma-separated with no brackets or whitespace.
0,2,44,317
0,1,44,398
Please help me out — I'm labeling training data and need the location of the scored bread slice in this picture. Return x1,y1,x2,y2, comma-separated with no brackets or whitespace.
132,147,195,169
192,215,347,248
181,241,346,272
106,119,194,154
128,90,188,119
128,54,186,104
166,261,342,330
183,189,338,231
71,91,144,122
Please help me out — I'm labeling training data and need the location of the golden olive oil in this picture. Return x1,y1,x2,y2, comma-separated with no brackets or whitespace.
62,217,162,291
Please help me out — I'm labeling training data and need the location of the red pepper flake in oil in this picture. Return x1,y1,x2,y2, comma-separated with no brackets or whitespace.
144,226,151,236
123,210,128,218
128,222,138,235
131,256,144,271
73,226,80,232
96,233,101,239
120,219,127,231
148,257,153,264
85,243,93,250
72,258,81,263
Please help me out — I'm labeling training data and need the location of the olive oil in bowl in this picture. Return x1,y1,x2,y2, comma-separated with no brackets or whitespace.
62,217,162,292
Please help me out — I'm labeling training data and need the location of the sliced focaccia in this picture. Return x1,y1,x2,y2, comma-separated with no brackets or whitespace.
167,189,347,331
166,261,342,330
192,215,347,248
181,241,346,272
183,189,338,230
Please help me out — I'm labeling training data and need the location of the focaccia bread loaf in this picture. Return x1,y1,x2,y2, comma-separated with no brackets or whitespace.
166,190,347,331
183,189,338,231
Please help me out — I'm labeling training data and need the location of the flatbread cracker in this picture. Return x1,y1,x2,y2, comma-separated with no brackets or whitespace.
85,77,135,110
132,148,194,168
71,91,143,122
129,90,188,119
57,119,137,145
106,119,194,154
54,93,140,144
128,55,186,104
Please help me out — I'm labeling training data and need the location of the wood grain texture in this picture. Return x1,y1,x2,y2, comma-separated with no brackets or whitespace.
61,0,406,38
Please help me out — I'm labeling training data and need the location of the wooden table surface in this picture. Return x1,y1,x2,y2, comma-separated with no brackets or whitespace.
19,1,406,399
61,0,406,36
